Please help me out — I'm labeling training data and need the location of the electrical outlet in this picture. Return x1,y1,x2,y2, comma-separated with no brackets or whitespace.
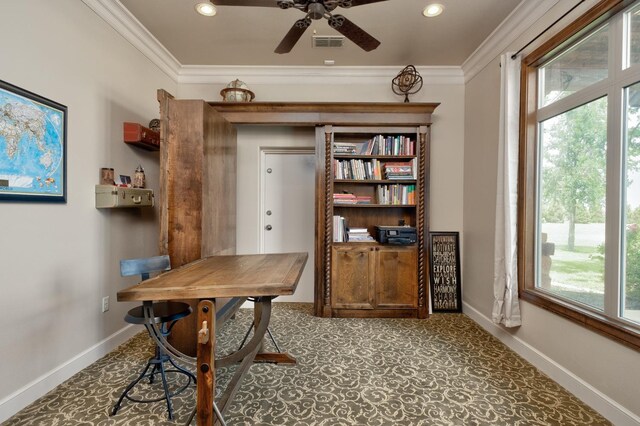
102,296,109,313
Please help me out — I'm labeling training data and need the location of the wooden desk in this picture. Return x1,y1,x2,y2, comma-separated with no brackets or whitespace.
117,253,308,425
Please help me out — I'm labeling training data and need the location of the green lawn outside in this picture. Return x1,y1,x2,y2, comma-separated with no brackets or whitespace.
547,244,605,310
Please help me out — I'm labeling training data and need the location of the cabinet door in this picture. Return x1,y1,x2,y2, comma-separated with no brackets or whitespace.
375,246,418,308
331,246,375,309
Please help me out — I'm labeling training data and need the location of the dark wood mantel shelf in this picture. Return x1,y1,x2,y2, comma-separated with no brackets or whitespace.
206,101,440,126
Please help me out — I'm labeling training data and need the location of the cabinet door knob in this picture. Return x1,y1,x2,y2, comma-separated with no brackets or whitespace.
265,225,273,231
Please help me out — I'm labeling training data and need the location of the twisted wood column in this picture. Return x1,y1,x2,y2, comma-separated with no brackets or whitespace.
417,130,427,310
324,130,333,308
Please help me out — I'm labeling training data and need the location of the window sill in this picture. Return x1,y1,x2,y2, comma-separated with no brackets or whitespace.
520,289,640,351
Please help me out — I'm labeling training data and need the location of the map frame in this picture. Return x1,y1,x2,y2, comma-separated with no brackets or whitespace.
0,79,67,202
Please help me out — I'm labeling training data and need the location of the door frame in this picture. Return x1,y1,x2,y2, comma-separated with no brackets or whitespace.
259,147,316,253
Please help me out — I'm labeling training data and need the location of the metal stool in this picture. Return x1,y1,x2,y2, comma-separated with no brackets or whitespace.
111,256,195,420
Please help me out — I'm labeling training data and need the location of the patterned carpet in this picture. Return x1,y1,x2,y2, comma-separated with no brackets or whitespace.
4,303,609,426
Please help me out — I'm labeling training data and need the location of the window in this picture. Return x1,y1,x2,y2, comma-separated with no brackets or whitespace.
519,0,640,350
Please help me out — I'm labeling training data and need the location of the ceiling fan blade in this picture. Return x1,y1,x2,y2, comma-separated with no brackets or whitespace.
336,0,388,7
275,18,311,54
328,15,380,52
211,0,280,7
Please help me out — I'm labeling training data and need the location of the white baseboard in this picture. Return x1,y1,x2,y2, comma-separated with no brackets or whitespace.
462,302,640,426
0,324,141,423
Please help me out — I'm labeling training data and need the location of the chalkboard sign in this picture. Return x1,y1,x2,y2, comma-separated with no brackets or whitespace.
429,232,462,313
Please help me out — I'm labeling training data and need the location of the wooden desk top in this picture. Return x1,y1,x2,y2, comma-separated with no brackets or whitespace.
117,253,308,302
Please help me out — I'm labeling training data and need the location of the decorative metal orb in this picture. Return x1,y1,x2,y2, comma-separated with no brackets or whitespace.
391,65,423,103
148,118,160,133
220,79,255,102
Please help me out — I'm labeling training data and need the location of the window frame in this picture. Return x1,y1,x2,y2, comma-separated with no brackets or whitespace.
518,0,640,350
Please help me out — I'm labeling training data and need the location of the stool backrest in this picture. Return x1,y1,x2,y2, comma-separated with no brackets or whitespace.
120,255,171,281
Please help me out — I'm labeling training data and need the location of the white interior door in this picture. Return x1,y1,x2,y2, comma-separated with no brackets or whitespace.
261,148,315,303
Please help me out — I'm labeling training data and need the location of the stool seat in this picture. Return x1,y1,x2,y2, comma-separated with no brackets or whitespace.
125,301,191,325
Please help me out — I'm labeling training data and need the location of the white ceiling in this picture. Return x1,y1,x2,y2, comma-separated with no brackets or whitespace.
117,0,522,67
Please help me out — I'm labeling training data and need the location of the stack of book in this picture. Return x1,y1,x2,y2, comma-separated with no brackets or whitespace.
347,227,375,242
333,193,357,204
354,195,372,204
384,161,415,180
333,193,373,204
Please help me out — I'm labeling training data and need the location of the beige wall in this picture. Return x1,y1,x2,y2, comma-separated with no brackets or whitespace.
463,1,640,422
0,0,176,420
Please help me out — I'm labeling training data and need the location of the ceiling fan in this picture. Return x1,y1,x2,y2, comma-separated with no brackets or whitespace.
210,0,388,54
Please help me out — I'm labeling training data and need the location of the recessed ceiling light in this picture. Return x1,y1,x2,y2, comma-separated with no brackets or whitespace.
423,3,444,17
195,2,217,16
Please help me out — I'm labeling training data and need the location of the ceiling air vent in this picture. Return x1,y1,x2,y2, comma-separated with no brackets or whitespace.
312,35,345,48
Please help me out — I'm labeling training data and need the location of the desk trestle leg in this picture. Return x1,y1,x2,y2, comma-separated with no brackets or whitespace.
196,300,226,426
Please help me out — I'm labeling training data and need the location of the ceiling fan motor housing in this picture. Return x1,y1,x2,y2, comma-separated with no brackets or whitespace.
308,2,326,20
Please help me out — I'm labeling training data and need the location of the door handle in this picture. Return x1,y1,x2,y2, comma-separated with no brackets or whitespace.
265,225,273,231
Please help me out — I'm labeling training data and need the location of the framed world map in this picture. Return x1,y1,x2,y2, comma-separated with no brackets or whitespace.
0,80,67,202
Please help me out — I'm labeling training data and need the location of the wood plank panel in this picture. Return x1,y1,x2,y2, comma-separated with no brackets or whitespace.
164,99,205,355
202,102,237,258
331,246,375,309
376,246,418,309
196,300,215,426
160,96,238,355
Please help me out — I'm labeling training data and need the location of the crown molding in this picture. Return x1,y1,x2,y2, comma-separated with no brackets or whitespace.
461,0,560,83
178,65,464,85
81,0,182,81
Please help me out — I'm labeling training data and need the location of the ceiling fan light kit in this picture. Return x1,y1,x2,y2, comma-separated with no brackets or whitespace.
210,0,387,53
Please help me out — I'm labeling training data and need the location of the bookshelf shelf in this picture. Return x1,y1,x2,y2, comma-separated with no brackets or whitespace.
333,155,416,160
333,204,417,208
335,179,417,184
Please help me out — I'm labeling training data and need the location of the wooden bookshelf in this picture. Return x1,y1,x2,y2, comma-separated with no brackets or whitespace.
319,124,434,319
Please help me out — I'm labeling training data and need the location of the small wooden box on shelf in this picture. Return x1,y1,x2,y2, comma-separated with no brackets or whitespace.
123,122,160,151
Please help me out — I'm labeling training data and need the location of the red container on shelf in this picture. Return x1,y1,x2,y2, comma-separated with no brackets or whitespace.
123,122,160,150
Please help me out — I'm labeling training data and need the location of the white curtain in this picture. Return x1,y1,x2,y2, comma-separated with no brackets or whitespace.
492,53,522,327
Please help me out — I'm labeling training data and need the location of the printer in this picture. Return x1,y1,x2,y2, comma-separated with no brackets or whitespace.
375,226,417,245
